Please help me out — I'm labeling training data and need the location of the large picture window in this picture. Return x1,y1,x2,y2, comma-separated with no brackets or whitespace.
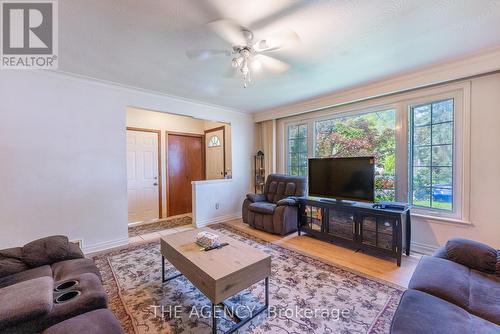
287,123,308,176
314,110,396,202
282,86,468,222
410,99,454,211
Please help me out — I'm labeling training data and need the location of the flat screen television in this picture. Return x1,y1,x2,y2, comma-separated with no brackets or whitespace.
308,157,375,202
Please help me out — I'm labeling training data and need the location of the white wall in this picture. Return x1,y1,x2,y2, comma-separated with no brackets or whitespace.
0,71,253,252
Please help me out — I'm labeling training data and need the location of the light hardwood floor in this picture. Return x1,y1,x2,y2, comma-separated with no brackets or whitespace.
225,219,420,288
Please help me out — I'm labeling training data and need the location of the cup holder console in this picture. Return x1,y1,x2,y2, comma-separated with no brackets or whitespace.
55,290,81,304
54,280,79,292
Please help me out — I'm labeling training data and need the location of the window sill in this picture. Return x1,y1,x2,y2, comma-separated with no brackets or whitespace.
410,212,471,226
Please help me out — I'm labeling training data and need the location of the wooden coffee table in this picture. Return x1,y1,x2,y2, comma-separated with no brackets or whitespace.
160,228,271,334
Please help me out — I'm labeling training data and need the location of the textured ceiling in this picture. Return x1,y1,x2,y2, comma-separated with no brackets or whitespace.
59,0,500,113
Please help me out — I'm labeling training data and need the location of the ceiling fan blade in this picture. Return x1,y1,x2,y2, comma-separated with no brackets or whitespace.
186,49,230,60
255,29,300,52
255,54,290,74
207,19,248,46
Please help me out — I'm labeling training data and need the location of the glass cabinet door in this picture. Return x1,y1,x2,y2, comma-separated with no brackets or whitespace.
328,209,355,240
302,205,323,232
360,215,395,250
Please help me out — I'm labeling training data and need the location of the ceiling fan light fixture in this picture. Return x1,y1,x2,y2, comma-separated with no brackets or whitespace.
186,20,298,88
231,57,239,68
258,40,268,50
252,60,262,71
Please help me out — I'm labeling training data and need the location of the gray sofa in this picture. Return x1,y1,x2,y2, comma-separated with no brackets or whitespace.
242,174,306,235
0,235,123,333
391,238,500,334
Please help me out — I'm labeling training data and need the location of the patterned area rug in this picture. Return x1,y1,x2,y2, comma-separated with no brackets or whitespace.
128,216,192,237
94,224,403,334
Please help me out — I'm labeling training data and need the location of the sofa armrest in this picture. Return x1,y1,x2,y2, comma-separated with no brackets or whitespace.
246,193,266,203
436,238,498,274
277,197,298,207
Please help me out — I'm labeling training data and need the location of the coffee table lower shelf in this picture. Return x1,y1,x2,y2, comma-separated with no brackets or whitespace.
162,255,269,334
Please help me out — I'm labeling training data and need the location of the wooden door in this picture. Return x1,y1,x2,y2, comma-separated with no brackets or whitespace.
205,127,225,179
126,129,160,223
167,133,204,216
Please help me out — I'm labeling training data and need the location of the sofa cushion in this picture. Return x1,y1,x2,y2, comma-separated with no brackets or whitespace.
42,309,124,334
22,236,84,267
497,252,500,277
0,247,28,278
391,289,500,334
277,198,297,206
52,258,102,282
266,181,278,203
410,256,500,325
469,270,500,325
0,265,52,289
246,193,266,203
284,182,296,196
445,238,497,273
264,174,307,204
0,276,54,331
249,202,277,215
409,256,469,308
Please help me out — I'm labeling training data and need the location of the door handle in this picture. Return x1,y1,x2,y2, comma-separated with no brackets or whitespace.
153,183,158,186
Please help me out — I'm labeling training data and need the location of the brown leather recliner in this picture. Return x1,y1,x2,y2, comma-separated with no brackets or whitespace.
242,174,307,235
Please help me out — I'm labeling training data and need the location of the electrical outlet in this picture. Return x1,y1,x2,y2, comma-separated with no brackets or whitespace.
215,203,220,210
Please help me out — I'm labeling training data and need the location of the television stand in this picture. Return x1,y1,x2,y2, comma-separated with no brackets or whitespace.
297,197,411,266
319,198,355,205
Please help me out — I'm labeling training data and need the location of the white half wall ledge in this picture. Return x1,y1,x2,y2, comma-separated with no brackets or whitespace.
254,46,500,122
192,179,233,185
192,179,246,229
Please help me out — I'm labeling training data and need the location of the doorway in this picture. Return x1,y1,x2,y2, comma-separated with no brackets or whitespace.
167,132,205,216
126,128,161,223
205,126,225,179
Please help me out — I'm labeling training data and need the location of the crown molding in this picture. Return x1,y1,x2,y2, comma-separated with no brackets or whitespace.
253,46,500,122
39,69,249,116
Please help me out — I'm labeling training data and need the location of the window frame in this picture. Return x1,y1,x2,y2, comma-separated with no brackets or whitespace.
403,90,466,220
285,122,309,176
280,83,470,223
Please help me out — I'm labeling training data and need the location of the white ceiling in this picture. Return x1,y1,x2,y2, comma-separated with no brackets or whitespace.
59,0,500,113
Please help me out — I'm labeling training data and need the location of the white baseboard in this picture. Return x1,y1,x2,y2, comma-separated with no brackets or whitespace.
411,241,439,255
195,213,241,228
82,237,129,254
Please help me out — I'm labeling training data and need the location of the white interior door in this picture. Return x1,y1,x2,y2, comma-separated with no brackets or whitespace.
127,130,159,223
205,129,225,179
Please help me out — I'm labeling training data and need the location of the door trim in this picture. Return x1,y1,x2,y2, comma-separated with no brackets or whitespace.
166,131,205,217
126,127,162,219
204,126,226,178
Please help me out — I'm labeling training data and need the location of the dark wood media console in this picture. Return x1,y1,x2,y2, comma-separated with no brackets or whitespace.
297,197,411,266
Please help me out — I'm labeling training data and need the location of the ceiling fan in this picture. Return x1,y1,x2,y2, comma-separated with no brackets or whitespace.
186,19,300,88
